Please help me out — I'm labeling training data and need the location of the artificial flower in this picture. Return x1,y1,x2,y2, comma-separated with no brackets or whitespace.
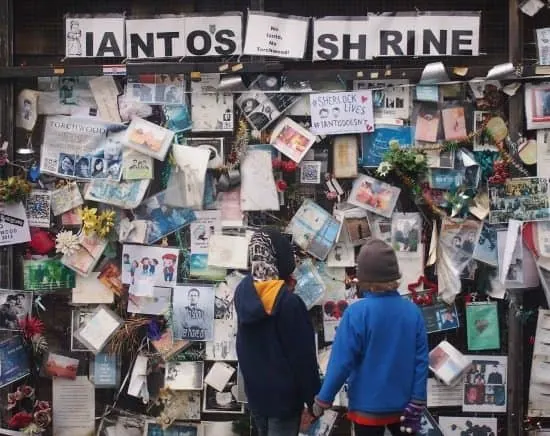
7,393,18,410
18,316,45,340
8,411,33,429
147,319,163,341
55,230,79,256
20,386,35,399
34,401,50,411
414,153,425,164
376,161,393,177
33,409,52,428
276,180,288,192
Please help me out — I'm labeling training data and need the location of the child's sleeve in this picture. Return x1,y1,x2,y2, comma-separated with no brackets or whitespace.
411,313,429,404
316,306,363,405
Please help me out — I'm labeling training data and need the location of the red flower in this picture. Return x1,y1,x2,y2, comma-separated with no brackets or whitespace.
281,161,297,172
34,400,50,411
18,316,45,340
272,158,283,169
8,411,33,429
276,180,288,192
20,385,34,398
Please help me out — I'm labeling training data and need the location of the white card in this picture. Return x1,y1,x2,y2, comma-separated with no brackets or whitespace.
208,234,249,270
204,362,236,392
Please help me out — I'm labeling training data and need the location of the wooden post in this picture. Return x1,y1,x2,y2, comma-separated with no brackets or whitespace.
0,0,14,290
507,0,525,435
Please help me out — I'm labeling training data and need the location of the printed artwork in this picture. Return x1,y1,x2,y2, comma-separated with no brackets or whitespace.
121,245,180,286
463,356,507,413
466,303,501,351
122,150,154,180
23,258,76,291
172,285,215,341
0,290,32,331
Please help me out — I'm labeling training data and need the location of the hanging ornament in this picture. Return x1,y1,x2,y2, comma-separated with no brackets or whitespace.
407,276,438,306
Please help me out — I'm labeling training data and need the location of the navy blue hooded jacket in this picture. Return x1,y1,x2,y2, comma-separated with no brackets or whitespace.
235,274,321,418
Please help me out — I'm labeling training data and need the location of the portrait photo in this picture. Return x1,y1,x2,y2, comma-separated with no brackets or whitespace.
172,285,215,341
0,290,32,330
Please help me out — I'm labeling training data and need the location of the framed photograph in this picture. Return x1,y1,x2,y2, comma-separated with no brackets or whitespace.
97,407,147,436
172,284,215,341
125,116,175,161
121,245,180,287
133,190,196,244
184,137,225,169
71,308,94,351
127,285,171,316
270,117,316,163
202,361,244,414
349,174,401,218
44,352,79,379
421,302,459,334
391,212,421,253
0,336,30,388
165,361,204,390
300,161,322,184
489,177,550,224
145,421,200,436
26,190,51,228
0,290,32,330
23,258,76,291
526,83,550,130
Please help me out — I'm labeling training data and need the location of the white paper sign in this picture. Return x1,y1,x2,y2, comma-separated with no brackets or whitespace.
0,202,31,246
126,18,186,59
313,17,371,61
244,12,309,59
65,17,125,58
310,91,374,135
184,14,242,57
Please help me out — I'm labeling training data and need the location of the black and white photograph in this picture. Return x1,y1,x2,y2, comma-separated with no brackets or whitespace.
184,137,225,169
0,290,32,330
202,361,244,414
473,223,498,266
416,409,444,436
71,308,94,351
173,285,215,341
97,406,147,436
300,161,322,184
165,361,204,391
438,417,497,436
391,212,421,253
421,303,460,334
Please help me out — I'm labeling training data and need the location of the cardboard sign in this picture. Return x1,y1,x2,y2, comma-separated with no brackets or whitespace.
65,16,125,58
310,91,375,135
0,202,31,246
243,11,309,59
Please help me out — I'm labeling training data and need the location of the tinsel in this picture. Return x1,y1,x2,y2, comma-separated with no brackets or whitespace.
495,140,530,177
227,118,249,169
473,151,500,185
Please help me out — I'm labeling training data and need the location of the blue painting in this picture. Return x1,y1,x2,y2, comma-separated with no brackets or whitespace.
360,126,413,167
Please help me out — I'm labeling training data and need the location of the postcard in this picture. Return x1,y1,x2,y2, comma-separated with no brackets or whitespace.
184,137,225,169
71,308,94,351
61,232,107,277
348,174,401,218
203,361,243,414
0,290,32,331
473,223,498,266
207,234,249,270
124,116,174,161
89,353,119,388
270,117,316,163
415,105,440,143
165,361,204,390
75,305,122,354
0,336,30,387
360,126,413,168
128,285,171,315
172,284,215,341
391,212,421,253
421,302,460,334
463,356,507,413
441,107,467,141
23,258,76,291
97,262,123,296
353,79,410,121
26,190,51,228
85,178,150,209
133,190,196,244
332,135,358,178
287,199,341,260
191,73,234,132
240,145,280,211
205,361,236,392
466,302,501,351
427,378,463,407
294,259,327,310
121,245,180,286
122,150,153,180
429,340,471,386
51,182,83,216
0,202,30,247
44,352,79,379
490,177,550,224
52,376,95,436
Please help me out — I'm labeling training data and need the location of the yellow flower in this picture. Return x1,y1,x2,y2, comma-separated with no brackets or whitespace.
414,154,425,164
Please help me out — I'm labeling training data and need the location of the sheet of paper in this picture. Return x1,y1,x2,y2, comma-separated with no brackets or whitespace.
427,378,463,407
89,76,122,123
204,362,236,392
52,376,95,436
499,219,522,284
128,354,149,398
72,272,114,304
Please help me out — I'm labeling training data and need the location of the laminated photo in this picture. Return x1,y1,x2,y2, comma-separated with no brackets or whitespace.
155,390,201,424
26,190,51,228
98,262,123,296
165,361,204,390
391,212,421,253
189,253,227,281
0,290,32,331
421,302,459,334
172,284,215,341
326,239,355,268
463,355,507,413
294,259,327,310
319,266,348,342
122,150,154,180
466,302,501,351
191,73,234,132
205,281,237,360
354,79,410,122
121,245,180,286
133,190,196,244
85,178,150,209
473,223,498,266
23,258,76,291
438,417,497,436
348,175,401,218
489,177,550,224
287,199,341,260
51,182,84,216
90,353,120,388
240,146,280,212
170,144,210,210
124,116,175,161
190,210,221,254
270,117,316,163
202,361,243,414
72,273,114,305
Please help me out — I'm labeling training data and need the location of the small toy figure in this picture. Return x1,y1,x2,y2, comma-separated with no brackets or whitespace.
162,253,177,282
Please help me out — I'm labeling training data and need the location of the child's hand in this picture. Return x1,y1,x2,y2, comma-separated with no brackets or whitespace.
399,402,424,433
299,408,317,433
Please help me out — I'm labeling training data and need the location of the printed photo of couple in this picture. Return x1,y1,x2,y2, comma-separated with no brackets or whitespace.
121,245,180,286
0,291,32,330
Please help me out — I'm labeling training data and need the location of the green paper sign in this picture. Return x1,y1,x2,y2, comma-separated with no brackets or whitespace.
466,302,500,351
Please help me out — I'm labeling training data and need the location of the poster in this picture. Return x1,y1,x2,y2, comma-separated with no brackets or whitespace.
0,202,31,246
310,91,374,135
40,116,125,180
172,285,215,341
463,356,507,413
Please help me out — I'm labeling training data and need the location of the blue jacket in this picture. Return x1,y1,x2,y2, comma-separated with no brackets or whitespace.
235,275,321,418
317,290,428,415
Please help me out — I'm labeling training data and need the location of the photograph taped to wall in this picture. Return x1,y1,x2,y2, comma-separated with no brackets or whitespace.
463,355,507,413
172,284,215,341
202,361,243,414
353,79,410,121
421,302,459,334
